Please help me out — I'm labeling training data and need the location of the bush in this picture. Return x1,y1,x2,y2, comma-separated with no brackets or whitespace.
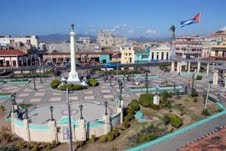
127,107,135,115
160,91,172,101
162,115,170,125
169,114,183,128
106,132,115,141
112,129,120,138
124,114,134,122
202,109,210,116
122,121,130,129
91,135,96,143
50,79,60,89
129,99,140,111
139,94,153,107
193,98,198,102
196,75,202,80
98,135,108,143
87,78,99,86
191,89,199,97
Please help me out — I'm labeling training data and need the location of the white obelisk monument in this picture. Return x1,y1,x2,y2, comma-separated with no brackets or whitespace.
67,24,81,83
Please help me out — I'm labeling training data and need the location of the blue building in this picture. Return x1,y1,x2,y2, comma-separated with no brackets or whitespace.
134,48,150,63
99,54,110,63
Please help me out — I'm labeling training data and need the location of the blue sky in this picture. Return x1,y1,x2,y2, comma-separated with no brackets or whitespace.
1,0,226,38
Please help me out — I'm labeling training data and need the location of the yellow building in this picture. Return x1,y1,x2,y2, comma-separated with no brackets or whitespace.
120,46,135,64
210,41,226,59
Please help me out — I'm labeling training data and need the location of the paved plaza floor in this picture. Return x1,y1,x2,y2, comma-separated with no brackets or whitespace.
0,66,226,112
28,101,117,124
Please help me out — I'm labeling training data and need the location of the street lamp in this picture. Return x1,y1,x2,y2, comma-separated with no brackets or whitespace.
11,93,16,113
191,73,195,94
24,108,28,119
32,70,36,90
118,80,123,108
49,106,54,121
39,60,43,84
79,104,83,119
104,101,108,115
66,88,73,151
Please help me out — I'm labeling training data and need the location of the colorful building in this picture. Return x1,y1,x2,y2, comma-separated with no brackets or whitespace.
209,41,226,60
134,48,150,63
120,46,135,64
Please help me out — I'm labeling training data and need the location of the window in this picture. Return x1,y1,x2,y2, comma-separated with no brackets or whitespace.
156,52,159,60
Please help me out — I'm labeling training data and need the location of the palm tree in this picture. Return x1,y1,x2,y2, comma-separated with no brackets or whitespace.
169,25,176,40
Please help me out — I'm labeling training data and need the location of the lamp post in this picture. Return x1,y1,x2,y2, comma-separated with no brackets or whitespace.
191,73,195,93
145,70,149,94
49,106,54,121
118,80,123,108
79,104,83,119
104,101,108,115
110,75,112,87
204,81,211,109
39,59,43,84
66,88,73,151
11,93,16,113
33,70,36,90
24,108,28,119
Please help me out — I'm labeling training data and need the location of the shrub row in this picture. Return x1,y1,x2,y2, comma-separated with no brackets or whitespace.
50,79,60,89
87,78,99,87
98,129,120,143
57,84,85,91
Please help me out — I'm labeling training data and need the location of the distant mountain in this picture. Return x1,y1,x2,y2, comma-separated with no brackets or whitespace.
128,37,171,43
39,33,96,43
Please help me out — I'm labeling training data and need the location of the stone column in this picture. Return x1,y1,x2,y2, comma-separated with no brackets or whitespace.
68,24,80,83
171,61,175,72
104,114,111,135
78,119,86,141
48,120,58,142
163,52,167,60
117,100,124,124
23,119,31,141
176,62,180,74
206,62,210,75
197,61,201,74
188,61,191,74
185,62,187,71
213,70,219,86
224,78,226,88
10,112,18,133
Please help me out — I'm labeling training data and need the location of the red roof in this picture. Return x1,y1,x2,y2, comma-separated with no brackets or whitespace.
0,49,26,56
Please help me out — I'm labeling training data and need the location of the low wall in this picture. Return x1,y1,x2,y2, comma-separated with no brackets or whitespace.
11,108,122,143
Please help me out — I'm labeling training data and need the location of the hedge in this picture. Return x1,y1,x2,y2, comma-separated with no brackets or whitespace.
169,114,183,128
57,84,85,91
129,99,140,111
50,79,60,89
87,78,99,87
196,75,202,80
139,94,153,107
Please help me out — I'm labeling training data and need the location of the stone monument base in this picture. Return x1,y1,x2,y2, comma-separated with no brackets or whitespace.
67,71,81,84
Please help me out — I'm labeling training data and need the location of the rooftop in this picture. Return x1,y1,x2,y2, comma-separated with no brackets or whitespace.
0,49,26,56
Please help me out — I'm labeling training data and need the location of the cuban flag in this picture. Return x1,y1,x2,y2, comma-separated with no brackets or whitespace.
180,13,201,27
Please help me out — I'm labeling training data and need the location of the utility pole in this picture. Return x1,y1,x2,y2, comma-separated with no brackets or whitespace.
66,88,73,151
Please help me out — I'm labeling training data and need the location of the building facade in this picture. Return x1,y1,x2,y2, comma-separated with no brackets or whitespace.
173,36,203,59
150,45,171,61
134,48,150,63
0,35,39,49
209,41,226,60
0,49,38,67
120,46,135,64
